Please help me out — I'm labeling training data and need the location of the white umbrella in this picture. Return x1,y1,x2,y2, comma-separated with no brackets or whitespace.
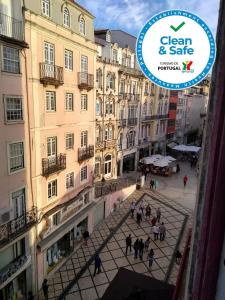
153,159,169,167
164,155,176,161
140,156,158,164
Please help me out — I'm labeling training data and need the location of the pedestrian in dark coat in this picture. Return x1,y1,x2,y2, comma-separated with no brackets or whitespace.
147,249,155,268
159,222,166,241
93,254,102,276
176,250,182,264
42,279,48,300
151,216,157,227
144,237,150,252
125,234,132,255
156,208,161,222
145,204,151,219
138,239,144,260
134,239,139,258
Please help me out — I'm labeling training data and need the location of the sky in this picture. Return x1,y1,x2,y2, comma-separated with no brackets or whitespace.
77,0,220,37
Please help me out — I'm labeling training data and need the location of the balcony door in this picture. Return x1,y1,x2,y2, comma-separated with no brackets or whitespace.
44,42,55,77
81,131,88,148
47,137,57,165
12,189,25,218
81,55,88,83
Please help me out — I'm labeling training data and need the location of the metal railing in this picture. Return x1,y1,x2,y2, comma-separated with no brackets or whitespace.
119,65,144,77
95,178,136,198
40,63,64,86
0,13,24,41
78,72,94,90
105,140,117,148
0,208,37,247
78,145,94,162
42,154,66,176
128,117,138,126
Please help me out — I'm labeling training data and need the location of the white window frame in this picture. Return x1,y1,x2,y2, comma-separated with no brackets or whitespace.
65,49,73,71
11,187,26,218
81,131,88,147
66,172,74,190
52,211,61,226
104,154,112,177
81,94,88,111
8,141,25,174
66,133,74,150
65,93,73,111
2,46,20,73
63,7,70,27
79,18,85,35
46,91,56,112
80,166,87,182
4,95,23,122
44,42,54,65
48,179,57,199
47,137,57,157
42,0,50,17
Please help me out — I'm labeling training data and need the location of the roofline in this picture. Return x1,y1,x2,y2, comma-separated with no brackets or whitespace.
66,0,95,19
111,29,137,39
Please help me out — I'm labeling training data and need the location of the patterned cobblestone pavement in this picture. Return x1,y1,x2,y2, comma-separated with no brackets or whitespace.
44,189,192,300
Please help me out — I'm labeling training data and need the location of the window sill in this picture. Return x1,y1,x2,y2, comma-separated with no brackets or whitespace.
5,120,24,125
9,167,25,175
1,71,22,76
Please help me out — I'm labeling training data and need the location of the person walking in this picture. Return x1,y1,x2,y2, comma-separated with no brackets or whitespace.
175,250,182,265
42,279,48,300
125,234,132,256
147,249,155,268
150,179,155,190
159,222,166,241
133,239,139,259
156,208,161,223
83,230,89,245
136,208,142,225
176,163,180,173
93,254,102,276
151,216,157,227
183,175,188,187
130,201,136,218
145,204,151,220
138,239,144,260
152,225,159,241
140,203,145,216
144,237,150,252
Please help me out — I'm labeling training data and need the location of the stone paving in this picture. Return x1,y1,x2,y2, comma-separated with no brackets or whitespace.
45,188,192,300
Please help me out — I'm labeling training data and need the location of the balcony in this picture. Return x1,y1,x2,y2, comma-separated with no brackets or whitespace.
0,13,28,47
128,118,138,126
40,63,64,86
105,140,117,148
0,255,31,289
0,207,37,248
78,145,94,162
78,72,94,91
158,114,169,119
119,65,144,77
42,154,66,176
142,115,155,122
118,119,127,127
95,141,105,151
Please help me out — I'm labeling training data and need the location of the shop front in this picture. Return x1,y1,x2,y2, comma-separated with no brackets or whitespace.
123,153,136,172
139,146,150,160
0,270,27,300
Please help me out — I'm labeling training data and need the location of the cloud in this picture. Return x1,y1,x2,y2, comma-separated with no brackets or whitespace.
77,0,219,36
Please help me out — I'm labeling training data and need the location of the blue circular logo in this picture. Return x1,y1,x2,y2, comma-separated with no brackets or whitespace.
136,10,216,90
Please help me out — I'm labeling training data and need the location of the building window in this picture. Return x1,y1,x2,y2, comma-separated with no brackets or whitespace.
48,179,57,199
142,102,147,117
46,91,56,112
122,53,126,66
127,131,135,148
66,172,74,189
81,166,87,181
79,18,85,35
128,105,136,119
106,31,111,42
66,133,74,150
126,55,131,67
81,131,88,147
2,46,20,73
44,42,54,65
104,154,112,176
65,93,73,111
96,68,102,89
95,158,101,177
120,80,125,93
4,96,23,122
42,0,50,17
9,142,24,173
63,7,70,27
47,137,57,157
81,94,88,110
96,127,101,143
53,211,61,226
107,73,115,89
65,49,73,70
12,188,25,218
105,100,113,115
105,126,113,141
84,192,89,204
112,49,118,62
96,99,101,116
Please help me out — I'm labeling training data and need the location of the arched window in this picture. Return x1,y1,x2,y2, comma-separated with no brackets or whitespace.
106,31,111,42
104,154,112,176
105,125,113,141
63,7,70,27
42,0,50,16
96,68,102,89
127,131,136,148
105,99,114,115
96,99,101,116
107,73,115,89
79,18,85,35
142,102,147,117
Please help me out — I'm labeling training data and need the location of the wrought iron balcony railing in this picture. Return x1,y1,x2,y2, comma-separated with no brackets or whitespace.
42,154,66,176
95,141,105,151
0,255,31,289
78,72,94,91
0,207,37,248
40,63,64,86
128,117,138,126
105,140,117,148
119,65,144,77
78,145,94,162
0,13,26,45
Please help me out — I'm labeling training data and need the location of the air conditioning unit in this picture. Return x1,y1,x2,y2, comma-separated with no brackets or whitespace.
0,210,11,225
